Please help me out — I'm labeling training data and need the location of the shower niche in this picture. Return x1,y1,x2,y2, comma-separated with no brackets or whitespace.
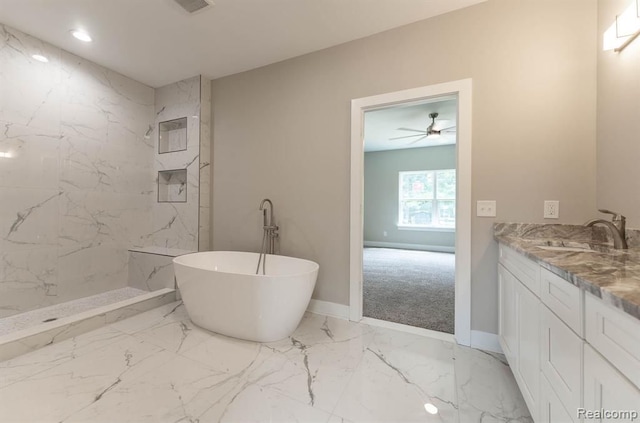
158,169,187,203
151,75,211,252
158,117,187,153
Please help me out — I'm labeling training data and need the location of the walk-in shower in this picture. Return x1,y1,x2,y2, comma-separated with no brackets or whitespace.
0,24,212,360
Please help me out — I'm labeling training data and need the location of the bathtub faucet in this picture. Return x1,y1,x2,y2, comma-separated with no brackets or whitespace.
260,199,274,228
256,199,279,274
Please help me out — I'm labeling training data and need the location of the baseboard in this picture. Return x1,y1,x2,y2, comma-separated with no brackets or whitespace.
306,299,350,320
363,241,455,253
470,330,503,354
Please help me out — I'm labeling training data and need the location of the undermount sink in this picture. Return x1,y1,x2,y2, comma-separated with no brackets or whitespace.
536,245,597,253
535,241,623,255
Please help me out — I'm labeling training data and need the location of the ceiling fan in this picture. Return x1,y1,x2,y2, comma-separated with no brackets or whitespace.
390,112,456,144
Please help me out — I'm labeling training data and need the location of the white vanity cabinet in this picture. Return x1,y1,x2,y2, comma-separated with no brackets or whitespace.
585,292,640,389
498,245,541,422
539,268,583,336
515,278,541,418
539,373,576,423
538,268,584,423
583,345,640,422
497,243,640,423
583,292,640,422
498,264,518,365
540,305,583,421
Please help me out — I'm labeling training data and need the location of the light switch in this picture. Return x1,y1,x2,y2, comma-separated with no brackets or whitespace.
477,200,497,217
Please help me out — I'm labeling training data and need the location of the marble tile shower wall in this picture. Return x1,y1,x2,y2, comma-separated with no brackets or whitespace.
199,77,211,251
0,24,156,318
152,77,201,251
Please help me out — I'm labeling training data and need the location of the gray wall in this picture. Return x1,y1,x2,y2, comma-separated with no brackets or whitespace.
597,0,640,226
364,146,456,249
211,0,598,334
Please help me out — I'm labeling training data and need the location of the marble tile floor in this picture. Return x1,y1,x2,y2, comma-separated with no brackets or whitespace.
0,287,149,337
0,301,533,423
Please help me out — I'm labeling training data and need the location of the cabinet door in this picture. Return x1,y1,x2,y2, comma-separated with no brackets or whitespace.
539,373,576,423
540,306,583,421
540,268,583,336
498,264,517,364
516,279,540,422
585,292,640,390
499,244,541,296
583,345,640,423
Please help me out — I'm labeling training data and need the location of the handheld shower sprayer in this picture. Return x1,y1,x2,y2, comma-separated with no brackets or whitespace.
256,199,278,274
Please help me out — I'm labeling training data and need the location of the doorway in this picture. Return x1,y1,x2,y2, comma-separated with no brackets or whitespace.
349,80,472,346
363,97,457,333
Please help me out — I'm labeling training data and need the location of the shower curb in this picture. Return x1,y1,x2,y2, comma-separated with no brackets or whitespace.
0,288,175,362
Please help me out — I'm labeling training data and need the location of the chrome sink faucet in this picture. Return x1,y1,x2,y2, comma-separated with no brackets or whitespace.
584,209,628,249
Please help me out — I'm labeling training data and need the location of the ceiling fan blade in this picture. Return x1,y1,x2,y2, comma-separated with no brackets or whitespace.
396,127,426,133
389,134,428,140
437,125,456,131
408,136,428,144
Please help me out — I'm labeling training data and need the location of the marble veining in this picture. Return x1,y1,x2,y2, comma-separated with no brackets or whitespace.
1,22,212,321
151,76,202,252
493,222,607,243
127,251,176,292
495,223,640,321
0,302,532,422
0,23,155,318
199,77,211,251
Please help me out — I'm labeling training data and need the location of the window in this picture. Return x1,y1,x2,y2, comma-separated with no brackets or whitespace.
398,169,456,229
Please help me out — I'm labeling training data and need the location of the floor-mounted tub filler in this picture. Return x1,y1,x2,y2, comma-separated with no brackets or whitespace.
173,251,319,342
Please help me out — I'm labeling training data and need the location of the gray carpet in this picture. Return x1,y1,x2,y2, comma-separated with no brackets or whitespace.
363,247,455,334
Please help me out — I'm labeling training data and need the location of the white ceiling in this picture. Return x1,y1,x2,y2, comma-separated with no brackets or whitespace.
364,97,457,152
0,0,485,87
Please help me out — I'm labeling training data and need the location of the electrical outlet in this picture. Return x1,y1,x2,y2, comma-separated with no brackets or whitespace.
544,201,559,219
477,200,496,217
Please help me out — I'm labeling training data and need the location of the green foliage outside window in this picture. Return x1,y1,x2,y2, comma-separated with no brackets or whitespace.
399,169,455,228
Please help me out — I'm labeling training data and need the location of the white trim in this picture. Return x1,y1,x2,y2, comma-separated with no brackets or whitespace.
349,92,365,322
361,317,455,343
363,241,454,253
350,79,473,346
470,330,503,354
306,299,350,320
396,226,455,233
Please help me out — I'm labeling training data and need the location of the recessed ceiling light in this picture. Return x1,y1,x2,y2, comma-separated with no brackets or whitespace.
71,30,92,42
32,54,49,63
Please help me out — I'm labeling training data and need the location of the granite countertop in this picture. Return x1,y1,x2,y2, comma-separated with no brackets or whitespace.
494,223,640,322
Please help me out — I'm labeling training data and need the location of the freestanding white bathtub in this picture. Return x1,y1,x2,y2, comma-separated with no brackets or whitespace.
173,251,319,342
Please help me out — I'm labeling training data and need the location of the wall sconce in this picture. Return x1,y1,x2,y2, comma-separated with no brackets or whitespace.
604,0,640,52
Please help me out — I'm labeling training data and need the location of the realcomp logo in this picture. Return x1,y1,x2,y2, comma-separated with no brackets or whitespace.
578,408,639,421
